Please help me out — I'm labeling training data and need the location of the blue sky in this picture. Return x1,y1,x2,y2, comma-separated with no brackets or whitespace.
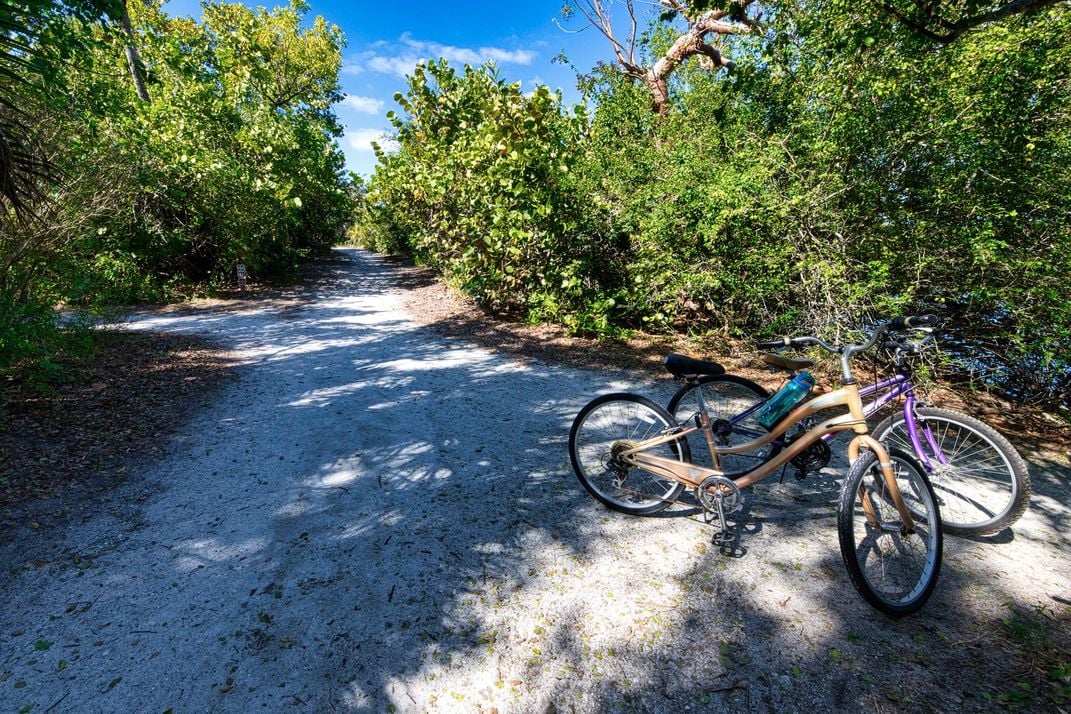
162,1,617,176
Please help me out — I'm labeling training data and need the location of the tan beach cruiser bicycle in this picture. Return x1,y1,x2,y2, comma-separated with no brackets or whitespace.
568,317,943,616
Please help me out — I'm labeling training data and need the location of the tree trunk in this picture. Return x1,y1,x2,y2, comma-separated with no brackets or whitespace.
567,2,750,115
120,1,150,103
644,72,671,115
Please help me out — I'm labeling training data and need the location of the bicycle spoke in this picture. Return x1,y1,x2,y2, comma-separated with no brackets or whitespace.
839,450,941,616
570,394,689,515
667,376,774,477
874,407,1029,535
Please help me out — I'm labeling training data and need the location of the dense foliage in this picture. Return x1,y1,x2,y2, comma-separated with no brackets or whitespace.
355,61,623,334
356,2,1070,408
1,0,349,383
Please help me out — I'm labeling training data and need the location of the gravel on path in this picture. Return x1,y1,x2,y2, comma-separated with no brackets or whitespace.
1,248,1068,713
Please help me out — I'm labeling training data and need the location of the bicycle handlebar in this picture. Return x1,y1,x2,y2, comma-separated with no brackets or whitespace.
757,315,940,354
756,337,792,350
756,315,940,382
881,332,935,354
758,333,874,356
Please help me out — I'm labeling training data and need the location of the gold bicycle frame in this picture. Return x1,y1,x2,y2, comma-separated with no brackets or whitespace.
619,382,917,529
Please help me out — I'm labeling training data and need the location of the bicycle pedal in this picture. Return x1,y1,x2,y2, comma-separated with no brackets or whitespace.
712,528,734,546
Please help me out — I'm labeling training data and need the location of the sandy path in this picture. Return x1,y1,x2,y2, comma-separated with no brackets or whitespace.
1,248,1068,712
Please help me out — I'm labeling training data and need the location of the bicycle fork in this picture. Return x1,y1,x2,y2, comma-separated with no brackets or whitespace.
849,435,918,533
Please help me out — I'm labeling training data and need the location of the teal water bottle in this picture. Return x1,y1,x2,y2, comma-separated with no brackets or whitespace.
754,371,815,429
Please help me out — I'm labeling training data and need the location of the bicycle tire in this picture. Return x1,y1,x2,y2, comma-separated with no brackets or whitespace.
837,449,942,617
569,393,690,515
666,375,779,479
871,406,1030,536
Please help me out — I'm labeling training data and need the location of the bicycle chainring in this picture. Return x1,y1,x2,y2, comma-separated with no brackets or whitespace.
710,418,734,441
788,437,832,473
696,476,742,514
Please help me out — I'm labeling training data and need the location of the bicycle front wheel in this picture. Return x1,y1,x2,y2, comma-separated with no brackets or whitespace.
569,394,689,515
838,449,942,617
871,407,1030,536
666,375,778,478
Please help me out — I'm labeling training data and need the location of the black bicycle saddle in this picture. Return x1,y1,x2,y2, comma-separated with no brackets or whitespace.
663,354,726,379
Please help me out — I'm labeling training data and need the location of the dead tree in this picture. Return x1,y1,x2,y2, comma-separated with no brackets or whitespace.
565,0,756,114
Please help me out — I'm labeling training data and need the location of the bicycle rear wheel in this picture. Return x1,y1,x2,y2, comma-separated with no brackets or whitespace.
666,375,778,478
871,407,1030,536
569,394,689,515
838,449,942,617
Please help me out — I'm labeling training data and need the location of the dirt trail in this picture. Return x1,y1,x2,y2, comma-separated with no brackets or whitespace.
1,248,1068,712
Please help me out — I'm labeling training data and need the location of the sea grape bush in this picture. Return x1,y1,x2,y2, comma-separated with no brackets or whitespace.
355,60,626,334
356,3,1070,408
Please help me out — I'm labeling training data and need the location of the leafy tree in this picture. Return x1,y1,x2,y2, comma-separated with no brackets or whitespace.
43,0,351,291
356,1,1070,407
1,0,352,384
0,0,120,214
877,0,1069,42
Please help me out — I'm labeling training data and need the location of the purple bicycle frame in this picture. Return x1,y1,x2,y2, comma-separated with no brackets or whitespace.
851,374,948,471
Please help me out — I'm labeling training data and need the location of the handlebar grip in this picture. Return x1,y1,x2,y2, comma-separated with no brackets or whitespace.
756,337,792,350
889,314,938,330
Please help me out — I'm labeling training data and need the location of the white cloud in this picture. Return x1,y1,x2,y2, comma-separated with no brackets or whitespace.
408,38,535,67
480,47,536,64
345,129,397,153
367,54,422,76
351,34,536,77
341,95,384,114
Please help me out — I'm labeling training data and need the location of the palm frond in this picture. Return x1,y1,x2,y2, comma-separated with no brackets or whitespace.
0,0,56,215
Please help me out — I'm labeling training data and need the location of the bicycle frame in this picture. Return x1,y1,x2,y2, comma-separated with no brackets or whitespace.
619,382,917,527
716,371,952,474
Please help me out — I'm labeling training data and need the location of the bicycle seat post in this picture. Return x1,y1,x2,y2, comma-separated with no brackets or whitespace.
689,377,723,471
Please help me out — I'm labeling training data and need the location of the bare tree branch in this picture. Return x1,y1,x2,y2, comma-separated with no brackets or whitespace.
565,0,754,114
120,0,150,102
569,0,644,76
645,6,753,113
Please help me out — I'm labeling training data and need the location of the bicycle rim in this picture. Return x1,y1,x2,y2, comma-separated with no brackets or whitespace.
668,376,775,477
839,451,942,617
570,395,687,514
875,409,1027,534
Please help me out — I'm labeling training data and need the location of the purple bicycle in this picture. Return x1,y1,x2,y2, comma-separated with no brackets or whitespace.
667,319,1030,537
